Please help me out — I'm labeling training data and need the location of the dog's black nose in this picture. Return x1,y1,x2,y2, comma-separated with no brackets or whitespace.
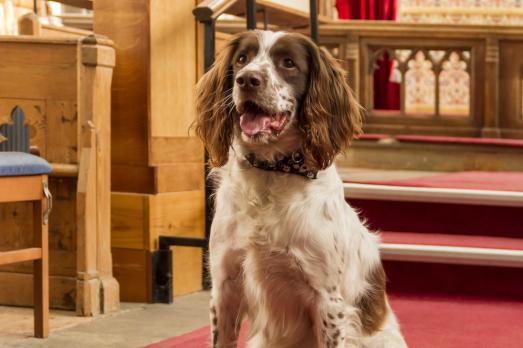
236,71,262,90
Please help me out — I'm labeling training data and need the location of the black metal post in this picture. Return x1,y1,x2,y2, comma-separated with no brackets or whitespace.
203,20,216,71
261,9,268,30
152,236,209,303
309,0,319,43
246,0,257,30
202,20,216,291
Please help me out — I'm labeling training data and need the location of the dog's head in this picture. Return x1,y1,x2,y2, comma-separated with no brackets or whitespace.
195,30,362,169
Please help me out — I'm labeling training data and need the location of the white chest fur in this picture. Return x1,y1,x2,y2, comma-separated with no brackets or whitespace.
216,160,380,275
207,153,409,348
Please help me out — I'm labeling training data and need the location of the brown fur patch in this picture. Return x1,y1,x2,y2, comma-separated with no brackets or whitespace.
356,263,388,335
289,33,363,170
194,32,258,167
268,35,310,97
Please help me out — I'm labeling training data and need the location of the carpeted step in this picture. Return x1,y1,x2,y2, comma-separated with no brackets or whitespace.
342,175,523,300
379,231,523,268
345,180,523,238
381,231,523,250
384,260,523,301
348,171,523,192
378,232,523,300
351,198,522,238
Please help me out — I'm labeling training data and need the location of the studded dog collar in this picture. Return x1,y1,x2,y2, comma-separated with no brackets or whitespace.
244,152,318,179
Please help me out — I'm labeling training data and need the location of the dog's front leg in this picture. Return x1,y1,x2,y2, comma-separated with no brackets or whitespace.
209,249,246,348
314,287,361,348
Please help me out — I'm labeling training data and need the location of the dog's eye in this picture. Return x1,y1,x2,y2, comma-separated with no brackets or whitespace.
282,58,296,69
237,54,247,65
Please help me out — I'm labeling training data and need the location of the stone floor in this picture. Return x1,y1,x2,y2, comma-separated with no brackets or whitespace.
0,291,210,348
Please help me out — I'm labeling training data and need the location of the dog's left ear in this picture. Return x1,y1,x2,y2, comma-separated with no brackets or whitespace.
299,37,363,169
193,33,245,167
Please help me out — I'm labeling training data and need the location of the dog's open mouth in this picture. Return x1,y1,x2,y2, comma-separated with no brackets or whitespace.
239,101,289,137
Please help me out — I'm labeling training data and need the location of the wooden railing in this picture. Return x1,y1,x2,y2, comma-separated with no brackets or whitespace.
318,21,523,139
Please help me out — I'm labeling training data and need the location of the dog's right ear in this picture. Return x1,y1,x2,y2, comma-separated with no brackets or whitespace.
194,34,244,167
297,34,363,170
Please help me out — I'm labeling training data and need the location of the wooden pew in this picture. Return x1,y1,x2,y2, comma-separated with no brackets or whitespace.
0,34,118,316
18,12,92,38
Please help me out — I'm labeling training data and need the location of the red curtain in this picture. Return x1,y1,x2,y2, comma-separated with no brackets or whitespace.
336,0,400,110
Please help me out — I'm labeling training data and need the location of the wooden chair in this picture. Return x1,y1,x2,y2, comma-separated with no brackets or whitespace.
0,106,52,338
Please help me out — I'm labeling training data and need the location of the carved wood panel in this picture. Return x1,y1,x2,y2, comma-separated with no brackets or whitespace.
0,99,46,155
0,99,78,163
499,41,523,137
357,37,485,136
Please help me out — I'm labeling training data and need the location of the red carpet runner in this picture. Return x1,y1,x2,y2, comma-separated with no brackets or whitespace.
144,295,523,348
350,171,523,192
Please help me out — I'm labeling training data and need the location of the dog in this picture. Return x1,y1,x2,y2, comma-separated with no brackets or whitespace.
194,30,407,348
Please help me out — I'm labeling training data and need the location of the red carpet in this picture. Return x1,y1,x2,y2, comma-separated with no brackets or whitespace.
380,231,523,250
357,133,523,149
348,199,523,238
389,295,523,348
345,171,523,301
346,172,523,238
384,261,523,301
352,171,523,192
144,295,523,348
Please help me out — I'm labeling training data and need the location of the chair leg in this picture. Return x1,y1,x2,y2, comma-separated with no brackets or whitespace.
33,197,49,338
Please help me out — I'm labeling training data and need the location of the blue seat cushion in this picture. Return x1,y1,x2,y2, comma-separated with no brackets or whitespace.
0,152,52,177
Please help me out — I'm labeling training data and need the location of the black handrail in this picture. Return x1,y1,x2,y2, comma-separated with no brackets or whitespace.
310,0,318,42
246,0,257,29
193,0,238,22
193,0,319,38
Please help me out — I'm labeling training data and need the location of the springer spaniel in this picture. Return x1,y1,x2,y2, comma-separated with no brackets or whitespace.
195,30,407,348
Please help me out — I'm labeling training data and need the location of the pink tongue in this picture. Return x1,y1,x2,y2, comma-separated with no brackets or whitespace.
240,112,272,136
